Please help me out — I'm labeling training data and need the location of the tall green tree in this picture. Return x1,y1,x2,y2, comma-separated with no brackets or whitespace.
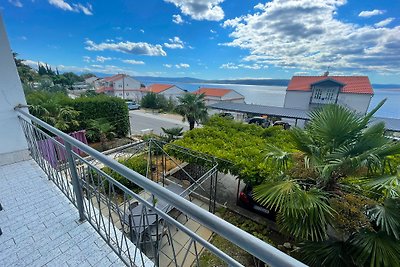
253,100,400,267
176,93,208,130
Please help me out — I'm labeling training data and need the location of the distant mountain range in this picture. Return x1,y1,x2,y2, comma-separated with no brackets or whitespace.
137,76,290,86
135,76,400,89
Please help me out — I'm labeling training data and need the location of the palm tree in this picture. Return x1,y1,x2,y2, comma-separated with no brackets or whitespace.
86,118,116,150
161,127,184,142
253,100,400,267
176,93,208,130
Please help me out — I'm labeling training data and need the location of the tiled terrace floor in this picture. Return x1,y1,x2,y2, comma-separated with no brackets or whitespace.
0,160,125,267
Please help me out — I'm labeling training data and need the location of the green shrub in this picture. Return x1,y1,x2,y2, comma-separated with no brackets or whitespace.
69,95,129,138
102,156,148,193
172,116,295,185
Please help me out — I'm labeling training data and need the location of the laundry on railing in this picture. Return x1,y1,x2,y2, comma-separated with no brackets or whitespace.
38,130,88,168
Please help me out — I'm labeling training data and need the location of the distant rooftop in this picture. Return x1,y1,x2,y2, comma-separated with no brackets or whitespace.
194,88,237,97
141,84,175,93
288,76,374,94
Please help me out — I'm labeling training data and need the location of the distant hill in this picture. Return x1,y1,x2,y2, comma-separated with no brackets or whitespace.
372,84,400,89
135,76,290,86
100,74,400,89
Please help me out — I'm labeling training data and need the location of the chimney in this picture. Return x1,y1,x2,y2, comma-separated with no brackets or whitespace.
323,71,329,76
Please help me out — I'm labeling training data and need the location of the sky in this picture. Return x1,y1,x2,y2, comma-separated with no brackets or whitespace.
3,0,400,83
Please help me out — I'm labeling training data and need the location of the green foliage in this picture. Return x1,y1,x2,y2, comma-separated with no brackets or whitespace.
254,180,334,241
102,156,147,193
26,91,129,139
199,209,276,267
173,116,294,184
176,93,208,130
140,93,175,112
86,118,116,150
161,127,183,142
252,101,400,266
69,95,129,138
350,230,400,267
367,198,400,239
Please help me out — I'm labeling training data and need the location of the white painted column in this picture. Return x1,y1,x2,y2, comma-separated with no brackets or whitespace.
0,14,30,165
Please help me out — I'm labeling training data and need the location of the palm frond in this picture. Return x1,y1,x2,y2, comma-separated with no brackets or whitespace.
264,144,291,172
253,181,334,241
367,198,400,239
299,240,355,267
350,230,400,267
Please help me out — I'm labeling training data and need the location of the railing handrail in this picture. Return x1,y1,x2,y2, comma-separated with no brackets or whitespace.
15,106,307,267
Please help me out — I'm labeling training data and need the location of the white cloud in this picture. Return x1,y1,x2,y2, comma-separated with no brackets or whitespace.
210,29,216,33
163,64,173,68
164,36,185,49
220,63,267,70
73,3,93,15
175,63,190,68
48,0,73,11
220,63,238,69
122,59,145,65
222,0,400,74
96,56,112,62
140,29,145,33
83,56,91,62
358,9,385,18
48,0,93,15
375,18,394,27
8,0,23,7
164,0,224,21
172,14,184,24
85,40,167,56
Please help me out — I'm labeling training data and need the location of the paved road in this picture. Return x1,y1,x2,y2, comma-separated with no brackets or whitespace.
129,110,189,135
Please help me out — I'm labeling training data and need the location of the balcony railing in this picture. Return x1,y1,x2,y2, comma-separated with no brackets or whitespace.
15,107,306,267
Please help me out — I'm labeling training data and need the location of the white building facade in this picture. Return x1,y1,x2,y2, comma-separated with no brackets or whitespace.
96,74,142,100
193,88,245,106
141,84,186,102
284,76,373,114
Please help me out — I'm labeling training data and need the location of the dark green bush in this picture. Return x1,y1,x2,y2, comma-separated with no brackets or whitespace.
69,95,129,138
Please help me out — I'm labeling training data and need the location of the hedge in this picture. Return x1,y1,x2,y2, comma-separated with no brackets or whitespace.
68,95,129,137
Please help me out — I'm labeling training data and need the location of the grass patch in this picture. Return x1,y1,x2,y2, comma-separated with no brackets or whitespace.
199,209,279,267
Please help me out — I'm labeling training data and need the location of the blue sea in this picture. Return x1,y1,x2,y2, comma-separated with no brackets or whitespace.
142,80,400,118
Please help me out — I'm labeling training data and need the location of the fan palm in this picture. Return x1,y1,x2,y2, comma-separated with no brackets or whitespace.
87,118,116,150
253,100,400,266
176,93,208,130
161,127,184,142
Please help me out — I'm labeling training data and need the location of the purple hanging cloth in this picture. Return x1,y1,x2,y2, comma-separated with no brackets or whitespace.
56,130,88,159
37,139,58,168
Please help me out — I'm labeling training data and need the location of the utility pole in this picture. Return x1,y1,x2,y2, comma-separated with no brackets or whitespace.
122,74,125,100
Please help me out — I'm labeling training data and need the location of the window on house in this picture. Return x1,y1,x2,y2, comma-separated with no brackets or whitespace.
311,86,338,104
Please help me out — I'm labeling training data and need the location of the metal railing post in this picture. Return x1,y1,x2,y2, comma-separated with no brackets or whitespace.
65,142,85,222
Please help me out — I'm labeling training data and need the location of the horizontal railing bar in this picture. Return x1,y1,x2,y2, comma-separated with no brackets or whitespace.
16,107,307,267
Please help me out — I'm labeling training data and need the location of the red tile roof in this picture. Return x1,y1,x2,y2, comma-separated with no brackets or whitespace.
287,76,373,94
103,74,125,82
95,87,113,93
141,84,175,94
193,88,233,97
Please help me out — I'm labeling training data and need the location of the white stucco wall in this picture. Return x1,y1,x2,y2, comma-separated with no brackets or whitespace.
221,90,245,102
160,86,185,101
284,91,312,110
337,93,372,114
0,15,29,164
113,76,141,90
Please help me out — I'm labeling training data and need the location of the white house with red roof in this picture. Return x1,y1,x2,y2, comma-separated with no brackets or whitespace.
193,87,245,106
284,75,374,114
140,84,186,101
96,74,142,100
